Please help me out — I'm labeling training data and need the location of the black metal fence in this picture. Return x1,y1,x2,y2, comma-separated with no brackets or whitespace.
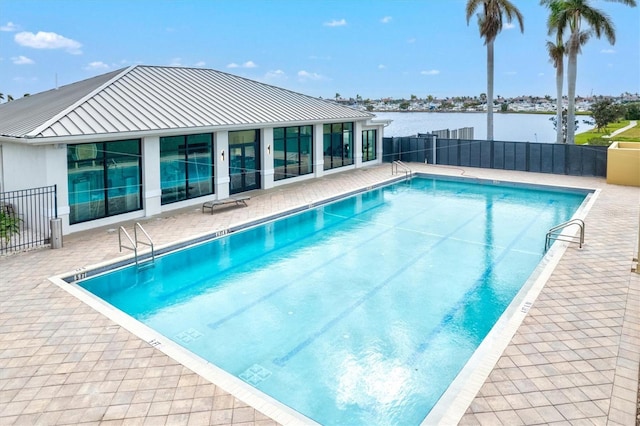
0,185,58,254
382,136,608,177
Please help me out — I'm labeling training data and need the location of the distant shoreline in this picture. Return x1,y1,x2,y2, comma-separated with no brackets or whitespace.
371,110,592,116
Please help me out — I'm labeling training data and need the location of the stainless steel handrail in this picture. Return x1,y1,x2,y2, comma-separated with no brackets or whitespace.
118,223,155,266
118,226,138,263
545,218,585,251
392,160,412,179
134,222,155,265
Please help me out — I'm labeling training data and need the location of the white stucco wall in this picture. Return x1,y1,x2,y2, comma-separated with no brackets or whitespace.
0,141,50,191
1,119,386,236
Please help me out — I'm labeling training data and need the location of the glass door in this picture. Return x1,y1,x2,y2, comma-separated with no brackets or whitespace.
229,130,260,194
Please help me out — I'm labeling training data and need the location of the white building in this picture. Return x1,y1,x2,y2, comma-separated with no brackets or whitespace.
0,65,386,235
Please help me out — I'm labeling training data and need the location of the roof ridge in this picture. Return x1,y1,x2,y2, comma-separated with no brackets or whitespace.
28,65,137,138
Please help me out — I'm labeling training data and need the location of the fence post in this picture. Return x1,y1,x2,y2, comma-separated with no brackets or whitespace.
432,136,437,165
50,217,63,249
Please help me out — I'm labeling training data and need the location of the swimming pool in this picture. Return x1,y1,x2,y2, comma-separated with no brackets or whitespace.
72,176,589,425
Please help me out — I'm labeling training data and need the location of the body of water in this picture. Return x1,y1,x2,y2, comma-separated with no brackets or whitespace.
374,112,593,143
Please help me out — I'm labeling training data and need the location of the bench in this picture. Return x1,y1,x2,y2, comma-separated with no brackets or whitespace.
202,195,250,214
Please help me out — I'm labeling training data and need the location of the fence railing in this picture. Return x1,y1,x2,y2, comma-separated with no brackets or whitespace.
0,185,58,254
382,136,608,177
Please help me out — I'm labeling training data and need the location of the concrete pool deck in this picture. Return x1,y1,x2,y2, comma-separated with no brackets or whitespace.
1,164,638,425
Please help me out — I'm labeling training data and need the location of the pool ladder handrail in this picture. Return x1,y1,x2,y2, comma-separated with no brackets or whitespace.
392,160,412,179
545,218,585,251
118,222,155,267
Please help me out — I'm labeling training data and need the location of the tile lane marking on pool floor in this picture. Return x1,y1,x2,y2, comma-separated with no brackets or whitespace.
271,197,499,367
407,203,550,365
207,188,477,331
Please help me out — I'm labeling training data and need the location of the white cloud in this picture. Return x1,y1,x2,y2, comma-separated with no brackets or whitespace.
601,49,616,54
228,61,256,69
1,21,19,32
378,64,386,69
420,69,440,75
84,61,109,71
505,71,517,75
504,22,515,29
264,69,287,81
12,55,34,65
194,61,206,67
324,19,347,27
297,70,325,81
538,72,545,76
381,16,392,24
15,31,82,54
169,57,183,66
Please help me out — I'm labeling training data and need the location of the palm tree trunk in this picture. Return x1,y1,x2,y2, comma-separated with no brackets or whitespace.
487,40,494,141
566,35,578,144
555,60,564,144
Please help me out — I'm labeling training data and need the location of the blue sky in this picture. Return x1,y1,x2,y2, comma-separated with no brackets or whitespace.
1,0,638,101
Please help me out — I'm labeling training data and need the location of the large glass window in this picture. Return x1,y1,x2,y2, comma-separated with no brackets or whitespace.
362,129,377,162
323,122,353,170
274,125,313,181
67,140,142,224
160,133,214,204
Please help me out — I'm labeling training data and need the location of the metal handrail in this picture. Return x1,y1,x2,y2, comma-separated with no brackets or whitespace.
117,223,155,266
545,218,585,251
392,160,412,179
134,222,155,264
118,226,138,262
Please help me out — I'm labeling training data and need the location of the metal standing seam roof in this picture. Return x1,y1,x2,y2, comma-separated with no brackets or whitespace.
0,65,373,140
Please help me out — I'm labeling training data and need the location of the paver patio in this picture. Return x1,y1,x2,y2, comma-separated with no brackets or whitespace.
1,164,638,425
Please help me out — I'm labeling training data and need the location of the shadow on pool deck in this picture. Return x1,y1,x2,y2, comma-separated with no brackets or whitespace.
0,164,638,425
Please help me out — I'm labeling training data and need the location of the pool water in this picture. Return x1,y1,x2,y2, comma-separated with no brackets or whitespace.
79,177,587,425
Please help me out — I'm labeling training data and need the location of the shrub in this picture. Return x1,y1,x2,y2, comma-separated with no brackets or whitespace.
0,210,21,241
585,137,612,146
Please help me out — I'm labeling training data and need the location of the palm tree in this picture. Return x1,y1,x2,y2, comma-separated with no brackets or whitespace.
466,0,524,141
546,37,565,143
543,0,636,144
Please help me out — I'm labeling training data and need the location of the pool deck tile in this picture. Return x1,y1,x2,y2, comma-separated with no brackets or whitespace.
0,164,638,425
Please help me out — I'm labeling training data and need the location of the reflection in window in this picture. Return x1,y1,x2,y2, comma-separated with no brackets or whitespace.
67,140,142,224
323,122,353,170
160,133,214,205
273,126,313,181
362,129,377,162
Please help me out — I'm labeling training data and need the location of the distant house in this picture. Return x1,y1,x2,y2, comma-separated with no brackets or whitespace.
0,65,386,234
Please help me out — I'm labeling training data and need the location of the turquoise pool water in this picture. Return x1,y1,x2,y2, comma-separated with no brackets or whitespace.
79,176,587,425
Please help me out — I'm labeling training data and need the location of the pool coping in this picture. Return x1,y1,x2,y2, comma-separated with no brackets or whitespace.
49,172,604,425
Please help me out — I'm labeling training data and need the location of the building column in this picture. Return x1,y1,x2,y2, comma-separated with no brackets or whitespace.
142,136,161,217
313,123,325,178
378,126,385,163
354,121,363,168
261,127,274,190
215,131,230,200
